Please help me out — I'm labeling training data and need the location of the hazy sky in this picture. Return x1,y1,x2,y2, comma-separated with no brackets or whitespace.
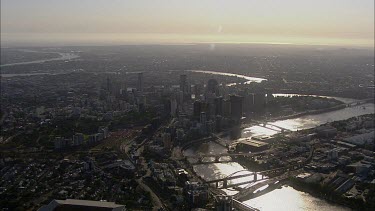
1,0,374,47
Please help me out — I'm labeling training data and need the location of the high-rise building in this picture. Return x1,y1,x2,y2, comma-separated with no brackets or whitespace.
170,98,178,117
230,95,243,120
243,93,254,112
193,83,203,98
207,79,219,95
180,74,187,93
214,97,223,116
254,93,266,111
200,112,207,126
193,101,208,117
193,101,202,117
222,99,231,117
180,74,190,101
137,72,143,92
106,76,112,93
121,72,127,95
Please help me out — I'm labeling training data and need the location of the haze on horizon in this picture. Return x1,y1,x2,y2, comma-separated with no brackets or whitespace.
1,0,374,47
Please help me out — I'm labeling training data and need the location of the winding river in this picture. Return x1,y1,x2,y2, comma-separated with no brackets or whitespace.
0,50,79,67
1,51,372,209
187,70,267,84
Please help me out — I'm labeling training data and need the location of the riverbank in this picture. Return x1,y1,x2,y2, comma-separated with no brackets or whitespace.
242,103,348,129
243,97,374,129
289,177,374,211
183,96,374,211
243,181,354,211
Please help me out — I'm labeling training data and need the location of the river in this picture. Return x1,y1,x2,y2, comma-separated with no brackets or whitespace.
187,70,267,84
247,185,351,211
1,50,372,209
0,50,79,67
183,97,374,211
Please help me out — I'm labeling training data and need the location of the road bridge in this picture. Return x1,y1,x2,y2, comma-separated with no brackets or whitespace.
205,147,314,189
185,152,264,165
251,120,292,132
232,147,314,199
206,167,289,189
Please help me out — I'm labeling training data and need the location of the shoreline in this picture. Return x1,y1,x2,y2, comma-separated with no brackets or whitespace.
242,103,347,129
239,179,360,211
288,178,374,211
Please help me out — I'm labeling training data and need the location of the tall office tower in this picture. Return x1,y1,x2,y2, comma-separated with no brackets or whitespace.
106,76,112,93
193,101,202,117
207,79,219,95
214,97,223,116
254,93,266,111
243,93,255,112
137,72,143,93
194,83,204,98
200,112,207,126
180,74,190,101
170,98,178,117
222,99,231,117
230,95,244,120
120,72,127,95
194,101,209,118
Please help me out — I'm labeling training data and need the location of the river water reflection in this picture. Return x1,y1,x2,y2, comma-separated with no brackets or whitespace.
245,185,351,211
0,51,79,67
184,99,373,210
243,103,374,138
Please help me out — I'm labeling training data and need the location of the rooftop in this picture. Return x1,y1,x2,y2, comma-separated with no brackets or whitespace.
39,199,125,211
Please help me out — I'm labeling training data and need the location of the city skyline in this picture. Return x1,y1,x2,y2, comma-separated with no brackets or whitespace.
1,1,374,210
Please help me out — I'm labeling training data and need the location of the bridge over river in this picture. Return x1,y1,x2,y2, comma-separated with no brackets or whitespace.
184,151,266,164
202,147,314,199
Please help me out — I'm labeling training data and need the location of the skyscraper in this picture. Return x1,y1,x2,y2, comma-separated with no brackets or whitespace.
180,74,190,101
207,79,219,95
222,99,231,117
230,95,243,120
137,72,143,93
254,93,266,111
180,74,187,92
106,76,112,93
200,112,207,126
214,97,223,116
121,72,127,95
194,101,209,118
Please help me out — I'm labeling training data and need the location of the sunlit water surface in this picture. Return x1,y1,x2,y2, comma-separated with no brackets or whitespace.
244,185,351,211
184,100,373,210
